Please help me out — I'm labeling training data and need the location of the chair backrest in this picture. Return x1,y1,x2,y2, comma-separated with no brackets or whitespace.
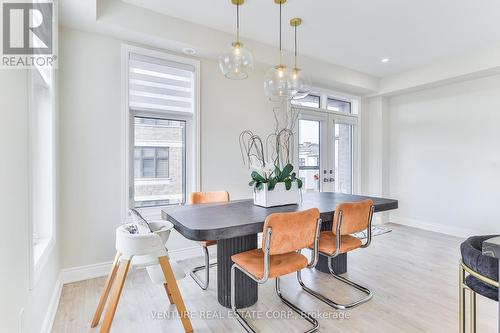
262,208,320,255
116,224,167,257
332,199,373,235
129,208,154,233
188,191,230,204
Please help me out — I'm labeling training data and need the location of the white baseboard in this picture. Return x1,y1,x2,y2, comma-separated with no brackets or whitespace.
389,216,478,238
60,245,208,285
61,261,114,284
40,273,63,333
168,245,211,261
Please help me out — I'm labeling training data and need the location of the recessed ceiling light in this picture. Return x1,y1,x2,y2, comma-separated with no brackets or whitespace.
182,47,196,55
381,58,390,63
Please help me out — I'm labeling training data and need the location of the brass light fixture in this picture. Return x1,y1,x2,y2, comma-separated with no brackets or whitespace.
263,0,296,101
219,0,254,80
290,17,312,99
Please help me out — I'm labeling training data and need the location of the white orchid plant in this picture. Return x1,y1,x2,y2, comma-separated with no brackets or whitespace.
239,105,303,191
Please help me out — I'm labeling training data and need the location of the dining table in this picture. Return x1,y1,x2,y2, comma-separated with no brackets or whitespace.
162,192,398,309
482,236,500,333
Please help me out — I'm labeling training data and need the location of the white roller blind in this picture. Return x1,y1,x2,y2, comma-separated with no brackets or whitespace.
129,53,195,113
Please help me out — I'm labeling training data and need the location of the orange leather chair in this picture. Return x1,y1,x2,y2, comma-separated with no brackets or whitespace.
188,191,230,290
298,199,375,310
231,209,322,333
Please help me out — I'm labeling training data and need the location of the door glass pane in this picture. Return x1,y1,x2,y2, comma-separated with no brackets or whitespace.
298,119,321,192
292,94,321,108
334,123,353,194
134,116,186,207
327,98,351,113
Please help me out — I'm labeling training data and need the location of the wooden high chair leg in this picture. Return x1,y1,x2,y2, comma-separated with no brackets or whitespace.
158,256,193,333
91,252,122,328
163,283,174,305
100,258,131,333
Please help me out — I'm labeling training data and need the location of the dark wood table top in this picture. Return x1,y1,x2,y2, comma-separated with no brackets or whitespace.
161,192,398,241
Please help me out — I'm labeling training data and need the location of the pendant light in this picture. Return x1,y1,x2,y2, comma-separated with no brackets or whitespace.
290,18,312,99
263,0,296,101
219,0,254,80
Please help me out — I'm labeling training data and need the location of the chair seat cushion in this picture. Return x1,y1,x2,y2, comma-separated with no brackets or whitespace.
465,275,498,302
231,249,308,280
198,240,217,247
309,232,362,256
461,235,499,282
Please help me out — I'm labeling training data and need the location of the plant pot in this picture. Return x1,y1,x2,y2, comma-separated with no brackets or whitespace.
253,182,300,208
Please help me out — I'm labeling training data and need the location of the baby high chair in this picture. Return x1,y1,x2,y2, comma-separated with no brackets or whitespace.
91,210,193,333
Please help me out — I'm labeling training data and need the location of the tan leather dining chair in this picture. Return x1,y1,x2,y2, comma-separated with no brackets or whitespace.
298,199,375,310
188,191,230,290
231,208,322,333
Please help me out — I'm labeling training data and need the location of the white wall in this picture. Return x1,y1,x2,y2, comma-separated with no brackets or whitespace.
360,96,391,224
385,74,500,236
59,27,277,269
59,28,123,269
0,70,61,333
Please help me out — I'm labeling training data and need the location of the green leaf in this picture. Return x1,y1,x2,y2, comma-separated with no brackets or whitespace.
280,164,293,180
268,179,277,191
284,179,292,190
251,171,265,182
256,182,264,190
248,180,255,187
296,178,303,189
274,166,281,180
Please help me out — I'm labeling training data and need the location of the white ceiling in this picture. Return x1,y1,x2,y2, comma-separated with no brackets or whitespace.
122,0,500,78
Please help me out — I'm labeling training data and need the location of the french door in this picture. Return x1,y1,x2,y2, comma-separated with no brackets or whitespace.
298,110,356,194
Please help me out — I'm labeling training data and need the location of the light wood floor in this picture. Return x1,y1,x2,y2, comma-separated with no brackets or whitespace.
51,224,498,333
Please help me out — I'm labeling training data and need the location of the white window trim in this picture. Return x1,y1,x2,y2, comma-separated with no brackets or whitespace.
121,44,200,219
292,87,362,195
27,68,57,289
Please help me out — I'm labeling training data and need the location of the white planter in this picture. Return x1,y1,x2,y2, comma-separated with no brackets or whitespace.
253,182,300,207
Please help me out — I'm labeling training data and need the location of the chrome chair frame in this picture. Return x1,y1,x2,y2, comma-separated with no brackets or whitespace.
231,218,322,333
189,245,217,290
459,260,499,333
297,206,375,310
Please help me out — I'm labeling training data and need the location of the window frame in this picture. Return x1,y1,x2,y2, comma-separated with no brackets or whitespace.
122,45,200,217
27,66,57,288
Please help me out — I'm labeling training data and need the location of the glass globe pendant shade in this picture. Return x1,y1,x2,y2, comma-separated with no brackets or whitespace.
263,65,297,101
218,42,254,80
291,68,312,100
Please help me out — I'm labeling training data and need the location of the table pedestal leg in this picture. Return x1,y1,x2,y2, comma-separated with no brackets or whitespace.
217,234,258,309
315,253,347,274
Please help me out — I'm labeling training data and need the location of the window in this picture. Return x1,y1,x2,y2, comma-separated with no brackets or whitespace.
133,117,186,207
126,47,198,209
291,94,320,108
295,90,360,194
29,65,56,275
334,123,353,194
135,147,170,178
327,98,351,113
298,119,321,192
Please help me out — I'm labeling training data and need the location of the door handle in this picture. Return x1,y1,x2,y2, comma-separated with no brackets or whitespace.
329,178,335,182
323,178,329,182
